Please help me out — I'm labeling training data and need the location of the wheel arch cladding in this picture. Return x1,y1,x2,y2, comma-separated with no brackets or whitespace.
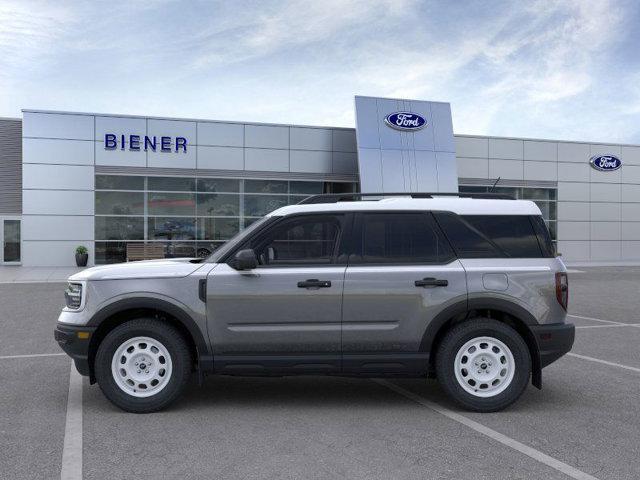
86,297,211,383
421,298,542,389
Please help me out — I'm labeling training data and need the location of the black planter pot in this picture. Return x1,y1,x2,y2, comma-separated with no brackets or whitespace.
75,253,88,267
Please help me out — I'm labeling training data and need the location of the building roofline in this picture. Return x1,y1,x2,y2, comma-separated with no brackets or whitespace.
454,133,640,148
354,95,450,105
20,109,355,131
19,108,640,147
0,116,21,122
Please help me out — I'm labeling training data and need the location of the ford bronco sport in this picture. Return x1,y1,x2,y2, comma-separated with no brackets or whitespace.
55,192,574,413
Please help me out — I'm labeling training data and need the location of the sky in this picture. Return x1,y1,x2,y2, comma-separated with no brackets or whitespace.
1,0,639,143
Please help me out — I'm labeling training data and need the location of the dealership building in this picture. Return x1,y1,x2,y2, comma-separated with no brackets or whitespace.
0,95,638,267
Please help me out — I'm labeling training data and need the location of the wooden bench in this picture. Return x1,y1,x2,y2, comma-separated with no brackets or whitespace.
126,243,165,262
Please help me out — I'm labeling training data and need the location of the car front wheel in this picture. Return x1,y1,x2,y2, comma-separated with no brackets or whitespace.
436,318,531,412
94,318,192,413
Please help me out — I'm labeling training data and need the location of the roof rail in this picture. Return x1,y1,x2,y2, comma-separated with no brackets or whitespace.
297,192,515,204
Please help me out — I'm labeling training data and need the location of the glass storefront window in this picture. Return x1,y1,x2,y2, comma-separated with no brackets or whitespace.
290,181,324,195
196,178,240,193
244,194,289,217
148,176,196,192
96,191,145,215
196,193,240,216
197,218,239,240
244,179,288,194
148,192,196,216
95,175,144,190
95,175,358,263
147,217,196,240
95,217,144,240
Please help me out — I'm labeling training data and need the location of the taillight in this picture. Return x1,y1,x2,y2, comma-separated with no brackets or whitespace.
555,272,568,311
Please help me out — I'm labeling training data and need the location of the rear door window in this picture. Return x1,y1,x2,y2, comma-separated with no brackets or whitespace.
353,213,454,264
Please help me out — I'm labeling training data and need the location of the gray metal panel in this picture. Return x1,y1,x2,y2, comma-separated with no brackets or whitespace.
414,150,438,191
197,122,244,147
357,148,383,192
0,119,22,214
354,97,380,149
430,103,455,153
355,96,457,193
407,100,434,151
380,149,405,192
245,125,289,149
290,127,332,151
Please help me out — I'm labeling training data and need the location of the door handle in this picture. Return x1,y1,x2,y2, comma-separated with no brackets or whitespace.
297,279,332,289
415,277,448,288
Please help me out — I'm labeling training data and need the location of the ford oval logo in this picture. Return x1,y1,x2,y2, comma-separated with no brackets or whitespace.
384,112,427,131
590,155,622,171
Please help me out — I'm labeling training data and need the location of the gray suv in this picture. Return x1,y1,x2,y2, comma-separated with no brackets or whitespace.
55,193,574,413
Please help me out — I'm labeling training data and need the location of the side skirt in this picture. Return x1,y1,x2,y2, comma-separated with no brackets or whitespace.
212,352,430,377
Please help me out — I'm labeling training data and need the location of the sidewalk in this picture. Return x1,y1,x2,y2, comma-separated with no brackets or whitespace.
0,266,87,283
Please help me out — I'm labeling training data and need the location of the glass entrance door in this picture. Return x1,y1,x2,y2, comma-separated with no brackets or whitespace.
1,218,21,264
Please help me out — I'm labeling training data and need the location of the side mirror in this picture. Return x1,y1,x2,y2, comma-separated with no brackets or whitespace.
232,249,258,270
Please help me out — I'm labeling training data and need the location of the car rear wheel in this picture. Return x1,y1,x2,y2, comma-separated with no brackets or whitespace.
436,318,531,412
95,318,191,413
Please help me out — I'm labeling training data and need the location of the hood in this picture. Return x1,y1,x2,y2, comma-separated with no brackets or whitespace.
69,258,206,281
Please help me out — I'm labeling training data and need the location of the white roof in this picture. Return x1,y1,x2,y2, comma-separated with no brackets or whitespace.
269,197,542,217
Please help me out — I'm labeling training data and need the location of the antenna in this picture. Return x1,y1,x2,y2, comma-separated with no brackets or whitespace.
489,177,501,192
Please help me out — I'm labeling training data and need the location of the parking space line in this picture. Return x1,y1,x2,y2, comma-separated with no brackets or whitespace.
567,353,640,374
567,314,640,326
0,352,66,360
61,360,83,480
374,379,599,480
575,324,639,330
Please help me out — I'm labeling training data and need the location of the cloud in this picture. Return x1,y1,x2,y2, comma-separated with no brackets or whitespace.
0,0,637,142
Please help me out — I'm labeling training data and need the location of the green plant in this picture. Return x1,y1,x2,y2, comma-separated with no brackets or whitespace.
76,245,88,255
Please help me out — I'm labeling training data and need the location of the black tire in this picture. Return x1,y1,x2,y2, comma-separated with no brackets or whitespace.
435,318,531,412
94,318,192,413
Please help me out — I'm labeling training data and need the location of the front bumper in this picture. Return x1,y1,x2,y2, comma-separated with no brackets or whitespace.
54,323,97,376
530,322,575,368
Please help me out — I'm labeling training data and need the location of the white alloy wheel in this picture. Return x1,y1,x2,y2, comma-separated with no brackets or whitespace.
453,336,515,398
110,336,173,398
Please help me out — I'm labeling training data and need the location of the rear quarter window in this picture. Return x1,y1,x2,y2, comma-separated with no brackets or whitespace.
434,212,546,258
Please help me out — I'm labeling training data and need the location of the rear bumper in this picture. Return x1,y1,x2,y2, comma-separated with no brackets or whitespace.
54,323,96,376
530,322,575,368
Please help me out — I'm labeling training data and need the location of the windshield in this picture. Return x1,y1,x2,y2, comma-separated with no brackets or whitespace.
205,216,273,263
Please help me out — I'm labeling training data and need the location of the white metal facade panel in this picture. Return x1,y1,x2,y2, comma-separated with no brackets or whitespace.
95,116,146,142
23,112,93,140
197,146,244,170
22,215,93,241
23,138,94,166
524,141,557,161
244,148,289,172
95,146,146,167
290,150,332,174
244,125,289,149
23,164,94,190
22,190,95,215
197,122,244,147
290,128,332,151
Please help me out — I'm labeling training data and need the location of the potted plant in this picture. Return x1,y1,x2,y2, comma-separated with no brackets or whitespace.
75,245,88,267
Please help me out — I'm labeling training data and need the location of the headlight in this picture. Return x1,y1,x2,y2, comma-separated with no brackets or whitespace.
64,283,83,309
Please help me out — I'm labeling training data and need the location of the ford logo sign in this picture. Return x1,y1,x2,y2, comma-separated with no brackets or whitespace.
384,112,427,131
590,155,622,172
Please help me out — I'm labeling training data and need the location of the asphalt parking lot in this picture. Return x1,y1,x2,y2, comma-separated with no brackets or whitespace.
1,267,640,480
